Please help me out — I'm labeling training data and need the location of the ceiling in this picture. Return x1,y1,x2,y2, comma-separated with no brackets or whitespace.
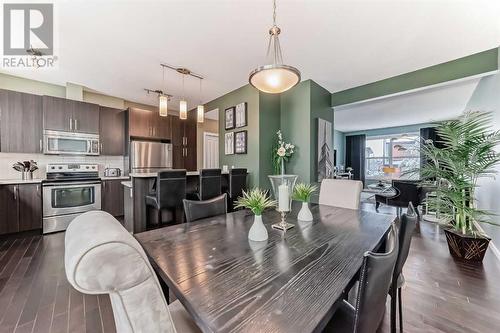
2,0,500,109
334,77,481,132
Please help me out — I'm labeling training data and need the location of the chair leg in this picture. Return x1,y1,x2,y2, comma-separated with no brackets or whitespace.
157,207,162,225
390,285,397,333
398,287,403,333
376,201,380,211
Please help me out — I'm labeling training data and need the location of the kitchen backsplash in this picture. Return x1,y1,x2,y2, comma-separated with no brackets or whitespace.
0,153,126,180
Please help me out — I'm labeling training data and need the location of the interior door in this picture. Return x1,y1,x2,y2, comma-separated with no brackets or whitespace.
204,133,219,168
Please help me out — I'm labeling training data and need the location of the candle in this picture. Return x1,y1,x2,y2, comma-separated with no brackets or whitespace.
278,183,289,212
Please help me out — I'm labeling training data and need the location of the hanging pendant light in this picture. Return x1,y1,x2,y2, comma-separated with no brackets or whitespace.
179,73,188,120
197,78,204,123
249,0,300,94
159,66,168,117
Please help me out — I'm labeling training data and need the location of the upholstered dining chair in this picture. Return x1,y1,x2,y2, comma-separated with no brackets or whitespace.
65,211,201,333
390,202,418,333
183,193,227,223
324,224,399,332
319,179,363,210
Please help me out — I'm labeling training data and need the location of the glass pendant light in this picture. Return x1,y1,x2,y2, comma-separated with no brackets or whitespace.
197,78,204,123
159,66,168,117
179,74,187,119
249,0,300,94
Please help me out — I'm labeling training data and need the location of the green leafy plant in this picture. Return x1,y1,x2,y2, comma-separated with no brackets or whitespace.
292,183,317,202
234,188,277,216
417,111,500,235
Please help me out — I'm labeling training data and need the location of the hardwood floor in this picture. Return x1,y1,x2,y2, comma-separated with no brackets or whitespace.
0,206,500,333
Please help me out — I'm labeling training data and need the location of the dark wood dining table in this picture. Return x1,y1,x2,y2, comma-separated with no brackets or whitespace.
135,202,395,333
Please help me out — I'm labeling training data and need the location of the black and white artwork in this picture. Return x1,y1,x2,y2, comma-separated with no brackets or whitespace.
235,102,247,128
235,130,247,154
317,118,334,182
225,132,234,155
225,107,235,130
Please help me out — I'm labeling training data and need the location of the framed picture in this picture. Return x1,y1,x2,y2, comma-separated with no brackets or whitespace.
225,132,234,155
225,107,235,130
235,130,247,154
235,102,247,128
317,118,334,182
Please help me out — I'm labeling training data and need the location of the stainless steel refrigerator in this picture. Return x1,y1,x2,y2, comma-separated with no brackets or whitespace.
130,140,172,173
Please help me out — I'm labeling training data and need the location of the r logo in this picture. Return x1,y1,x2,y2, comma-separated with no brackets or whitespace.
3,3,53,55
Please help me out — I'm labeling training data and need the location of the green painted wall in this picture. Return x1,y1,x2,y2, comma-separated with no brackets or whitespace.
259,93,281,190
309,80,334,183
331,47,499,106
205,85,260,187
345,122,434,137
280,80,312,183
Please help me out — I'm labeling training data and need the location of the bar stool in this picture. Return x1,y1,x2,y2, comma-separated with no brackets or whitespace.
188,169,222,201
227,168,247,211
145,170,186,226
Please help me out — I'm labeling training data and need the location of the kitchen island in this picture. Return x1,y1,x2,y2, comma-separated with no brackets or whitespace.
126,171,245,233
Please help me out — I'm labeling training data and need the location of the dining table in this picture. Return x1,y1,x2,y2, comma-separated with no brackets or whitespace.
135,201,395,333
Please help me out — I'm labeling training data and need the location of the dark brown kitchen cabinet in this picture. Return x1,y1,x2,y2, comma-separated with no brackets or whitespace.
102,180,124,217
128,108,171,140
0,89,43,153
0,183,42,235
43,96,99,133
18,184,42,231
171,112,197,171
99,106,126,155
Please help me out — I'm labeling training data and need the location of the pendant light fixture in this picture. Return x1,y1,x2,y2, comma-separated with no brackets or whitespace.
159,66,168,117
249,0,300,94
197,78,204,123
179,73,188,120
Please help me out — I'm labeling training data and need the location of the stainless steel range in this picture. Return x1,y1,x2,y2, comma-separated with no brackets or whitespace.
42,163,101,234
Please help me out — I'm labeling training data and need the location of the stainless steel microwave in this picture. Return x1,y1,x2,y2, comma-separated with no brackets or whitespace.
43,130,100,155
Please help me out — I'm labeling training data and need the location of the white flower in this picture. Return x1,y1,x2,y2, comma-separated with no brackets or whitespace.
290,145,295,149
277,147,286,157
285,143,290,149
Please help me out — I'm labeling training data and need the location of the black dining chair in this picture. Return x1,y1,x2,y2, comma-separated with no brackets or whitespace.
183,193,227,223
325,224,399,333
375,180,421,218
227,168,247,211
187,168,222,201
145,170,186,226
390,202,418,333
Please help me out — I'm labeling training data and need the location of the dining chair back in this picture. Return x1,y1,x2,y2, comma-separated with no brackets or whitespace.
228,168,247,210
199,168,222,200
183,193,227,223
64,211,200,333
319,179,363,209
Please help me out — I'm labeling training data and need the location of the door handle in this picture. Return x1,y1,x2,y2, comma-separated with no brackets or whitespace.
75,119,78,131
69,118,73,131
39,139,43,152
100,143,103,154
13,185,17,200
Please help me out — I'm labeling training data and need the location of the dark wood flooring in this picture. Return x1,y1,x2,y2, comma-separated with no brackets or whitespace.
0,204,499,333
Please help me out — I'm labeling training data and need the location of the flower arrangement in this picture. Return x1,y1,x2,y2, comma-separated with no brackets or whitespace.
272,130,295,174
292,183,318,203
234,188,277,216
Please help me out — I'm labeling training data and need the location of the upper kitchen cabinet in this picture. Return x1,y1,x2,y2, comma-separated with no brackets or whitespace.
0,89,43,153
43,96,99,134
99,106,126,155
128,108,171,140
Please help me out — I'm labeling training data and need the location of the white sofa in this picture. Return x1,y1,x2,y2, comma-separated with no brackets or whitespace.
64,210,200,333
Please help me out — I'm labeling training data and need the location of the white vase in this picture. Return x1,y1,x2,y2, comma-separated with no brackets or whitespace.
297,202,313,221
248,215,268,241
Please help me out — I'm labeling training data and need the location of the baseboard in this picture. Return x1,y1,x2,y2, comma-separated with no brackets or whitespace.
474,221,500,262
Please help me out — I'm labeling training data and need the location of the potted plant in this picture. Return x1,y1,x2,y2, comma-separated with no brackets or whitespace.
419,111,500,262
234,188,277,241
272,130,295,175
292,183,317,221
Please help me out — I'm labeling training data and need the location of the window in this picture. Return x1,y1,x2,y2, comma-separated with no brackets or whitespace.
365,134,420,181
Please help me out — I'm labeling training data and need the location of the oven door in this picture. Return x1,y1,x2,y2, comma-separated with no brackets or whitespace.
43,181,101,217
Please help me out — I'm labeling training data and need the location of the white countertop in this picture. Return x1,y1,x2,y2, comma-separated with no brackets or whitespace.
0,178,43,185
130,171,232,177
121,181,132,188
101,176,130,181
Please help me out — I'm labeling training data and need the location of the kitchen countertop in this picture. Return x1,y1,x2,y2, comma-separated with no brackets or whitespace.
121,181,132,188
0,178,43,185
101,176,130,181
130,170,240,178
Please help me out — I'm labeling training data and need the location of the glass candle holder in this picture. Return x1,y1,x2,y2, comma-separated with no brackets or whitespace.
268,174,298,231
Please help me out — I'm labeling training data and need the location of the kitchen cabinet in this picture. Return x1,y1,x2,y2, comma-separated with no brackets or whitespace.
43,96,99,134
102,179,124,217
128,108,171,140
0,89,43,153
0,184,42,235
171,112,197,171
99,106,126,155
